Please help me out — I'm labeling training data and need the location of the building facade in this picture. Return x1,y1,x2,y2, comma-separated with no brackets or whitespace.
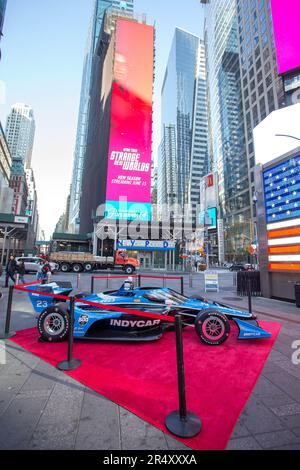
0,121,11,185
236,0,286,218
0,0,7,58
189,39,209,220
68,0,134,233
79,15,154,233
25,168,39,249
9,157,28,216
158,28,200,216
5,103,35,167
237,0,300,215
201,0,251,262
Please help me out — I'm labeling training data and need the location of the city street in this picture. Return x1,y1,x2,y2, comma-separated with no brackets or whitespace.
1,271,300,450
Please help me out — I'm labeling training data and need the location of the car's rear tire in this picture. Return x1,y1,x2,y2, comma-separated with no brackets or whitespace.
38,306,69,342
195,309,230,346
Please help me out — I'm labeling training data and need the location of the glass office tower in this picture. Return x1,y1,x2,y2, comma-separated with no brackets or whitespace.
68,0,134,233
0,0,7,59
203,0,251,261
159,28,200,214
236,0,286,212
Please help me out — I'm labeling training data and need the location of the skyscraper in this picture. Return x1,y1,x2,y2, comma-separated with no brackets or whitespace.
158,28,201,215
5,103,36,167
236,0,299,215
0,0,7,59
189,39,208,219
68,0,134,233
201,0,251,261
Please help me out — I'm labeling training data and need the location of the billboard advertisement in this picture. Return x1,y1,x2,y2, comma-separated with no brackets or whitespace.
105,19,154,221
271,0,300,75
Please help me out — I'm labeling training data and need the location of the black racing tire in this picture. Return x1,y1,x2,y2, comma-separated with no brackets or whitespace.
38,306,69,342
124,265,134,275
195,309,230,346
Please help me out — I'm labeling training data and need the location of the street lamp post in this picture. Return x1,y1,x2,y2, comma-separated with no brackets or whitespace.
275,134,300,142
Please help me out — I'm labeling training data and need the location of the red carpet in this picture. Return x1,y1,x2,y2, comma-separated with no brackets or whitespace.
11,321,281,450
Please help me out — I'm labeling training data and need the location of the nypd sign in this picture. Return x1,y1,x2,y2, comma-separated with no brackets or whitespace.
117,240,176,251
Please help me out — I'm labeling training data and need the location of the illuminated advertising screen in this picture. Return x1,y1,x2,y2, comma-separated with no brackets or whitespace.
271,0,300,75
199,208,217,230
105,19,154,220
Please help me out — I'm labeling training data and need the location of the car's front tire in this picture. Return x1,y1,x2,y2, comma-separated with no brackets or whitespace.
38,306,69,342
195,309,230,346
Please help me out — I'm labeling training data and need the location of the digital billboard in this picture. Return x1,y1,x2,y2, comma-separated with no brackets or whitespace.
105,19,154,221
271,0,300,75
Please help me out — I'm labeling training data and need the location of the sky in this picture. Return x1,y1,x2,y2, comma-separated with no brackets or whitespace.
0,0,204,238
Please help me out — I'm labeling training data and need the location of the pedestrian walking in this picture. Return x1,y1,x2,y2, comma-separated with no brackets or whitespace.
5,255,17,287
17,260,26,284
41,261,51,284
36,260,44,281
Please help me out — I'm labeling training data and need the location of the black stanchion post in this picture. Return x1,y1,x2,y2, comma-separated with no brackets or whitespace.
163,275,166,288
57,297,81,371
165,315,201,438
181,276,184,296
138,274,141,288
91,276,94,294
248,277,252,313
0,285,16,340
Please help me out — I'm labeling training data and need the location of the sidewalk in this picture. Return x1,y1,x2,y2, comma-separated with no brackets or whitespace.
1,273,300,450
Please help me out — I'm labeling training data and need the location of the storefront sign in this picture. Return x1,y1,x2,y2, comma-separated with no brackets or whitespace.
117,240,176,251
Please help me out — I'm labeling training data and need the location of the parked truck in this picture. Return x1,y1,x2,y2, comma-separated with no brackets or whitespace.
49,249,140,275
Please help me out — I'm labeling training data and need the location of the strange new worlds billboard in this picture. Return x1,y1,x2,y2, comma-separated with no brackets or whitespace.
105,19,154,221
271,0,300,75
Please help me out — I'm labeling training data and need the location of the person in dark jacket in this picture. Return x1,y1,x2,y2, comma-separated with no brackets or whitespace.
17,260,26,284
5,255,17,287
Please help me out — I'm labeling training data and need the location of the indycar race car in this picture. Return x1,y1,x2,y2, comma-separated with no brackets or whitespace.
27,279,272,346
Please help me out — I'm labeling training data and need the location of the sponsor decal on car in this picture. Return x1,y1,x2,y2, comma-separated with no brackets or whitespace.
110,319,161,328
79,314,89,326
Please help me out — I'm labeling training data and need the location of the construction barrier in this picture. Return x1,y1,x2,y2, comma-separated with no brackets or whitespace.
237,271,261,297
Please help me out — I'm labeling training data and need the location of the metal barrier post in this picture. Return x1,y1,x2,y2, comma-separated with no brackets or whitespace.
107,274,110,289
248,277,252,313
0,286,16,339
165,315,201,438
138,274,141,288
189,273,192,289
91,276,94,294
15,274,20,286
163,275,166,288
76,274,81,290
57,297,81,371
181,276,184,296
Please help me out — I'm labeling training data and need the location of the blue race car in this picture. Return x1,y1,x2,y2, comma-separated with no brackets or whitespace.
27,280,272,346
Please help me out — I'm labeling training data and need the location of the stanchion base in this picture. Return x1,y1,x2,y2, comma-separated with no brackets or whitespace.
165,411,202,438
57,359,81,371
0,331,16,340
